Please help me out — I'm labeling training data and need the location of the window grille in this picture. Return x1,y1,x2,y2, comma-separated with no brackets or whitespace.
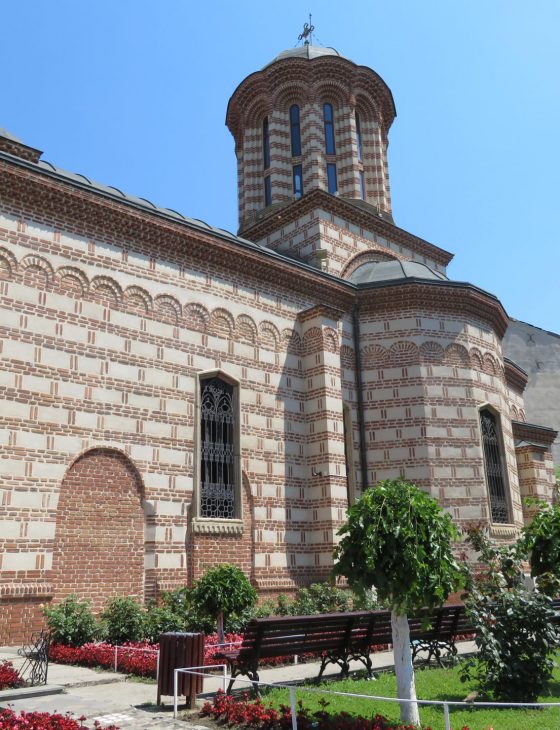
480,409,510,523
200,377,235,519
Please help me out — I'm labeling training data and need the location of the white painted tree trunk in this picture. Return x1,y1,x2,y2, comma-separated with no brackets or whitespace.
391,611,420,727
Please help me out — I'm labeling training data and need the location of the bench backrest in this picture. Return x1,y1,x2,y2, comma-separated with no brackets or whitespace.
233,604,474,662
237,610,393,660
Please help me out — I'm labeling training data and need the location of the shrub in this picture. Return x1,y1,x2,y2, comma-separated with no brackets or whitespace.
521,500,560,595
0,660,24,690
100,596,145,645
291,582,353,615
462,526,559,702
44,595,99,647
143,603,187,643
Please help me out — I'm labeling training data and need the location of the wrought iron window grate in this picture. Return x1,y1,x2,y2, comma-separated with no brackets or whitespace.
200,377,235,519
480,409,510,523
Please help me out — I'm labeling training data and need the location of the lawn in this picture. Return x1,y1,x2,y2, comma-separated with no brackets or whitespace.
260,656,560,730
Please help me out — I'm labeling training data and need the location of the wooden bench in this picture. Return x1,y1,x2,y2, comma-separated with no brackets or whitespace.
216,610,393,692
409,604,475,666
218,605,474,691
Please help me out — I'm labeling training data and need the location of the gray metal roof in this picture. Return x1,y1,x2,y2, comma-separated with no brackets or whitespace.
263,45,344,68
35,158,267,251
349,259,448,285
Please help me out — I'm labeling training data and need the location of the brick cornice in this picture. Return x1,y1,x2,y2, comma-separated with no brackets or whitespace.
0,156,354,312
504,357,528,393
242,189,453,267
356,279,510,338
512,421,558,447
0,156,509,339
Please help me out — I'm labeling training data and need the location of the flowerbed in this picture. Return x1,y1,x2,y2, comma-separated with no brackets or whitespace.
49,633,245,678
201,690,459,730
0,708,118,729
0,660,24,690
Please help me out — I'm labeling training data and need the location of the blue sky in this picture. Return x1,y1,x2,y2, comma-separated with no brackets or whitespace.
2,1,559,333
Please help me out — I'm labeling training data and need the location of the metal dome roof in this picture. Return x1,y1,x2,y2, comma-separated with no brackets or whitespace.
349,259,448,285
263,45,345,68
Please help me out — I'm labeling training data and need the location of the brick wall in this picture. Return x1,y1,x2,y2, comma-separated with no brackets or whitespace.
51,448,145,609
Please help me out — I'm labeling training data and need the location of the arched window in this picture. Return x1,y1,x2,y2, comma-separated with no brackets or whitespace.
262,117,270,169
290,104,301,157
323,103,336,155
199,375,237,520
480,408,511,524
355,112,363,162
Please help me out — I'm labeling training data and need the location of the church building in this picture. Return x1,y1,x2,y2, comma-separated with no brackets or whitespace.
0,42,556,644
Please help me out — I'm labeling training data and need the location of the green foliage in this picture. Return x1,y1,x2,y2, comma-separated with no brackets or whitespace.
100,596,146,645
191,564,257,623
333,479,465,614
44,594,99,647
290,582,353,615
143,604,187,643
462,526,559,702
521,500,560,595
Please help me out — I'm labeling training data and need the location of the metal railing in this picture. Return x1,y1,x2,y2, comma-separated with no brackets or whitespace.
172,664,560,730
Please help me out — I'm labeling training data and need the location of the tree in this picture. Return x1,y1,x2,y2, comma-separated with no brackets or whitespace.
333,479,464,726
191,564,257,644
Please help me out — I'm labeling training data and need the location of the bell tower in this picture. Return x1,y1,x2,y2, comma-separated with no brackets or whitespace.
226,44,396,232
227,43,452,278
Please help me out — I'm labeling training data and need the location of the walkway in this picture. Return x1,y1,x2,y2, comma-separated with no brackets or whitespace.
0,641,476,728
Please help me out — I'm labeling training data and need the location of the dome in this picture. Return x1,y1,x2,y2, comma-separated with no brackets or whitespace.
349,259,448,285
263,45,346,68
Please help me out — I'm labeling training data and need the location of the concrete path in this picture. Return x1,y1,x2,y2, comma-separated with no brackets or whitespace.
0,642,476,728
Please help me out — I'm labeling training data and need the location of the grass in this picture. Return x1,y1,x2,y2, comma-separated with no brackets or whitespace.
259,656,560,730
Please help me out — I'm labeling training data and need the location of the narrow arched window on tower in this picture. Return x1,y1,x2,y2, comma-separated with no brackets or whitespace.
263,117,270,169
479,408,511,524
355,112,363,162
290,104,301,157
323,103,336,155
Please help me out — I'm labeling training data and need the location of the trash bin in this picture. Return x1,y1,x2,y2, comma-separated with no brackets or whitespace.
157,632,205,708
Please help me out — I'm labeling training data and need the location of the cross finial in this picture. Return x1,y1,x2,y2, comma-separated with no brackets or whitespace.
298,14,314,45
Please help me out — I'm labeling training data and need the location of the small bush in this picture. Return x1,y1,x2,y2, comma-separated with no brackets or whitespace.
143,603,186,643
44,595,99,647
462,526,559,702
0,660,24,690
101,596,145,645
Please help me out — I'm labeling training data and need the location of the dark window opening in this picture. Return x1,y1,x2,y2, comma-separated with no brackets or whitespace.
264,175,272,206
480,409,510,524
200,377,235,519
356,112,363,162
327,163,338,194
293,164,303,199
323,103,336,155
359,170,366,200
290,105,301,157
263,117,270,169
